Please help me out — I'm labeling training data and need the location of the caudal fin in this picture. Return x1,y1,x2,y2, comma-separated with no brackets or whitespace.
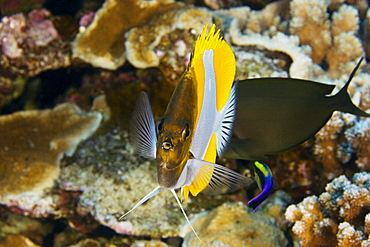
334,57,370,117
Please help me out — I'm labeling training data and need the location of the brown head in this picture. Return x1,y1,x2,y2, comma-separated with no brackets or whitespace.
156,72,197,188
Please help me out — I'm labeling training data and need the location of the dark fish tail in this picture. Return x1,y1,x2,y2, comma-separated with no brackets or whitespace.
333,57,370,117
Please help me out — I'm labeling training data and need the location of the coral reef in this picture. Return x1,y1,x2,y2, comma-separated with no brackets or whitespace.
0,234,40,247
0,0,45,16
289,0,331,64
182,202,288,247
0,103,102,216
73,0,181,70
314,81,370,179
0,9,71,77
286,173,370,246
0,205,53,246
59,127,200,237
0,0,370,245
0,9,72,108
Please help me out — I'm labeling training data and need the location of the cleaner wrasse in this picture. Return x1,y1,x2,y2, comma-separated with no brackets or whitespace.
119,25,253,240
224,58,370,160
248,161,273,211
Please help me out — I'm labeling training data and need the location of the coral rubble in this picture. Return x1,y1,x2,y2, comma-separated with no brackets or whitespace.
0,103,102,216
286,173,370,246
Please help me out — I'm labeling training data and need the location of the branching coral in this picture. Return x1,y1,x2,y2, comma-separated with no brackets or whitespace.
289,0,331,64
326,5,364,78
313,76,370,178
286,173,370,247
0,103,102,216
314,111,347,179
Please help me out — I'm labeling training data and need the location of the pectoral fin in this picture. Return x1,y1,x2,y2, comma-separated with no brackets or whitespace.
130,92,157,159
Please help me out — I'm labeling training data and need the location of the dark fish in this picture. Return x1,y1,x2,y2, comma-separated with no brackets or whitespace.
224,58,370,160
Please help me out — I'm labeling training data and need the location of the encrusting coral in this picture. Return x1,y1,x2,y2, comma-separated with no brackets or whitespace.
0,103,102,216
286,173,370,246
182,202,288,247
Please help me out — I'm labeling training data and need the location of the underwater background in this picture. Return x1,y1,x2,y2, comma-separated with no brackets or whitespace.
0,0,370,246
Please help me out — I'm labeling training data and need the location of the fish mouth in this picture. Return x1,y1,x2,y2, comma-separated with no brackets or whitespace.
157,161,184,188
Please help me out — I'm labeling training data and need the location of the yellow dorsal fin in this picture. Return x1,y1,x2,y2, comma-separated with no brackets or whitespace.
190,24,236,113
181,134,217,203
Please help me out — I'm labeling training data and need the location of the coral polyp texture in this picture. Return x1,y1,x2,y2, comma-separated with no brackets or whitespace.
286,173,370,246
0,103,102,216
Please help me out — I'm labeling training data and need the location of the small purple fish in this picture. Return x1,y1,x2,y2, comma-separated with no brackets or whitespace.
248,161,273,211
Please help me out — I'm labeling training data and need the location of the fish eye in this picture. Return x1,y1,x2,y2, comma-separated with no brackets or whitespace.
157,119,164,133
181,123,190,142
162,139,172,150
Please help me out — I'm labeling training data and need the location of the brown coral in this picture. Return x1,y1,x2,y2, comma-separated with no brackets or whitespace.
289,0,331,64
285,196,338,246
0,103,102,202
314,111,347,179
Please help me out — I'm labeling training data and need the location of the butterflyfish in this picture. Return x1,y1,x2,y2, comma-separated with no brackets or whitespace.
247,161,273,211
224,57,370,160
119,25,253,240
